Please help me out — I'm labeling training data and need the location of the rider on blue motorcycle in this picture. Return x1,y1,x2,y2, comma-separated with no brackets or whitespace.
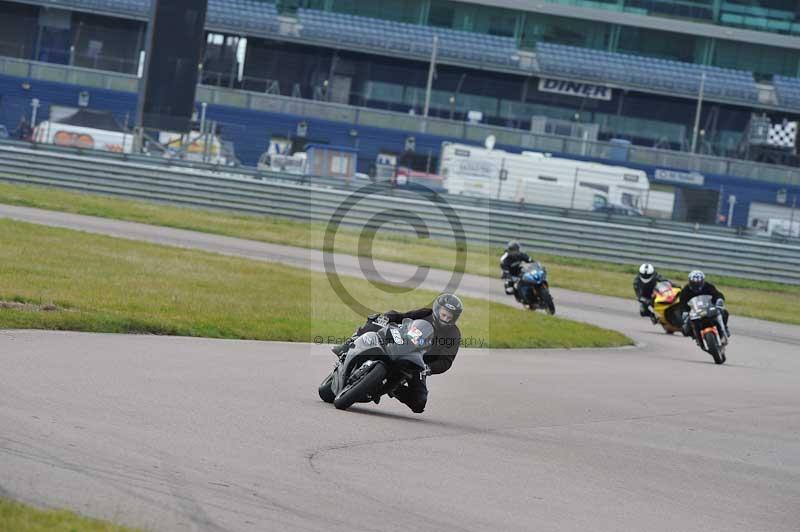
500,241,532,279
500,241,533,301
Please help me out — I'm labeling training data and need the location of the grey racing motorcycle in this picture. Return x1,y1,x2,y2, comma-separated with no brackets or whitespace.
687,295,730,365
318,318,434,410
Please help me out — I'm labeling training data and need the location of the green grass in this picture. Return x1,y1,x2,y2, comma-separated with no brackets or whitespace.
0,497,142,532
0,219,630,348
0,181,796,324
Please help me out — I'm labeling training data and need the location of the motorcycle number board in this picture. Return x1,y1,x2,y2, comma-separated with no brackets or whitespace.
390,329,404,344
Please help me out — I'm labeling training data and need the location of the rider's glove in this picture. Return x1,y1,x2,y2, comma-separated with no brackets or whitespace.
420,365,432,378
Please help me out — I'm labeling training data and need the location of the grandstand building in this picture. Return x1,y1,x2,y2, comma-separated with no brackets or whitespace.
0,0,800,226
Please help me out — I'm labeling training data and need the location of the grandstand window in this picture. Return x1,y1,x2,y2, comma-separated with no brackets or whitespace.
364,81,405,104
330,0,422,23
427,1,517,35
428,2,456,28
69,13,143,75
723,0,797,16
521,13,611,49
533,1,800,35
617,26,703,63
473,7,517,37
719,1,800,34
622,0,714,21
712,38,800,76
0,1,38,60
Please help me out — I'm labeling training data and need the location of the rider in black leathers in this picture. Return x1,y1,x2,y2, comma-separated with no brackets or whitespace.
331,293,463,413
633,263,668,322
500,241,531,279
500,241,532,301
678,270,730,339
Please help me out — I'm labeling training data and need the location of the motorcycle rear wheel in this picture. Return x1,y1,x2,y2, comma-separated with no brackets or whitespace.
704,332,725,365
334,361,388,410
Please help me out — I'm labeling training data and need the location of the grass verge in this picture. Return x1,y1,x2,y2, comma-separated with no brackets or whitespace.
0,497,142,532
0,182,795,324
0,219,630,348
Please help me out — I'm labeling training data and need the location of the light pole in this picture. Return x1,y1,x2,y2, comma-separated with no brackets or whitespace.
691,71,706,154
30,98,40,126
449,73,467,120
422,35,439,132
199,101,207,135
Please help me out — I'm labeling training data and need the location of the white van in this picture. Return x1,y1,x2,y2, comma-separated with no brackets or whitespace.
439,142,650,212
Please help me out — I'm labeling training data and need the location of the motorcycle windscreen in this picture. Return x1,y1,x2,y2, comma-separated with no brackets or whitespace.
520,262,546,283
688,295,714,320
384,319,430,368
653,281,675,302
350,331,384,355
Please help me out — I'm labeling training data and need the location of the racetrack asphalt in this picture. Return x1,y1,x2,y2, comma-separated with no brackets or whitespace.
1,204,799,532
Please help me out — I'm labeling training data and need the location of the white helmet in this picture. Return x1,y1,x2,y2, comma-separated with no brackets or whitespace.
638,263,656,283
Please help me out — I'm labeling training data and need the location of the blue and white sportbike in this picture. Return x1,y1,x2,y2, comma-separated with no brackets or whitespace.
506,261,556,314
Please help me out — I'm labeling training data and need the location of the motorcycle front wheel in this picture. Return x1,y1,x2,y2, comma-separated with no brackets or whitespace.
318,371,335,403
704,332,726,365
540,286,556,315
334,361,388,410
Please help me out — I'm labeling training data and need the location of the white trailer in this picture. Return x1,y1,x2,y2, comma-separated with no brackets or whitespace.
439,142,650,212
33,121,134,153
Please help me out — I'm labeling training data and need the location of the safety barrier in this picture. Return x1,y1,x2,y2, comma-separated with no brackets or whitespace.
1,143,799,284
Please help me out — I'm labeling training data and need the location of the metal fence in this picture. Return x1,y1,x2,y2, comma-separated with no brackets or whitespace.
0,138,773,239
1,143,799,284
3,55,800,187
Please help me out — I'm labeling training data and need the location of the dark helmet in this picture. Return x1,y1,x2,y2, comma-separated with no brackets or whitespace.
688,270,705,292
432,293,463,326
506,240,521,253
638,263,656,283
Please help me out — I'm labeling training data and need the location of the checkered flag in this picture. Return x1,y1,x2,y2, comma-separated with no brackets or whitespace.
768,120,798,150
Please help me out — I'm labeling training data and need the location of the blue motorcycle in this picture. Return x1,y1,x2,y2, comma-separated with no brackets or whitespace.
509,261,556,314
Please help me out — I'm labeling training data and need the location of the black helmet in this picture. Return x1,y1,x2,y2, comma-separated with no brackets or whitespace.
432,293,463,326
688,270,705,292
506,240,520,253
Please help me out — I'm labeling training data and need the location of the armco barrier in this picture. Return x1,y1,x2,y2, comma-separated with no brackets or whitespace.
1,144,799,284
0,139,767,239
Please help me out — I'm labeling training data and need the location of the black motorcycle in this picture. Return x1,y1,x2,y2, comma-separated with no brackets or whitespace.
687,295,730,365
318,318,434,410
505,261,556,314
